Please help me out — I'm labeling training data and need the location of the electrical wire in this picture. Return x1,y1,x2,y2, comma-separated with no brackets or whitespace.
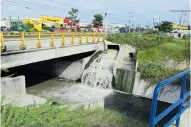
2,0,132,24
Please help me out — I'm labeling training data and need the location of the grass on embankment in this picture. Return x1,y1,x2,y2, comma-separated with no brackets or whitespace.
1,102,147,127
107,33,190,83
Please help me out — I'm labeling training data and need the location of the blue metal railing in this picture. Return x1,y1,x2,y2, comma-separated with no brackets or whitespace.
149,69,190,127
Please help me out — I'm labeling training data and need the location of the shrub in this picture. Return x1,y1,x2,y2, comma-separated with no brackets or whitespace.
107,33,190,84
1,103,147,127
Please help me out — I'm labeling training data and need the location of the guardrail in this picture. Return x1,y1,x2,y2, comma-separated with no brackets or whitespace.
0,32,105,52
149,69,190,127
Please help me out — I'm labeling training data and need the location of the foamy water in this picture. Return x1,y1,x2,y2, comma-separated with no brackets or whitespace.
82,50,117,89
54,50,118,103
54,84,113,103
27,50,118,103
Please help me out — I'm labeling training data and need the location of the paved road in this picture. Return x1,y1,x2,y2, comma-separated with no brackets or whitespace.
3,36,103,52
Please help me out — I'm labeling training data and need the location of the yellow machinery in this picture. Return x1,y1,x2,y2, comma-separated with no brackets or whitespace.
23,16,64,32
24,19,42,31
172,24,188,30
40,16,63,26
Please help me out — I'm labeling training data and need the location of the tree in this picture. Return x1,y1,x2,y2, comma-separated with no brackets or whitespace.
10,25,18,31
188,25,190,30
49,25,56,32
86,24,92,31
68,8,79,27
158,21,173,32
92,14,103,28
119,27,127,33
25,22,34,30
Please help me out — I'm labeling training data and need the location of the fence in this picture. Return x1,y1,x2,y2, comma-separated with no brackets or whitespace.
149,69,190,127
0,32,105,52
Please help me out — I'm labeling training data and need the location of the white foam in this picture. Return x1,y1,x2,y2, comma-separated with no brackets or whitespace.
54,84,113,103
82,50,117,89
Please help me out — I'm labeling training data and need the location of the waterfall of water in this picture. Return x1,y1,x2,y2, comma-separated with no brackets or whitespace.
31,50,118,103
81,50,118,89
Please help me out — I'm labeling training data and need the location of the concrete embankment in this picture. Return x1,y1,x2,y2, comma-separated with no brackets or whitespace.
112,44,137,93
1,76,46,106
1,47,106,107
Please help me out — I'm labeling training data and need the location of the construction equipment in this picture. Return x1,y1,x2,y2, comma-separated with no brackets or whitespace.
170,10,190,29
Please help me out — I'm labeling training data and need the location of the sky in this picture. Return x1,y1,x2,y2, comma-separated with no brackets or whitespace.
1,0,190,27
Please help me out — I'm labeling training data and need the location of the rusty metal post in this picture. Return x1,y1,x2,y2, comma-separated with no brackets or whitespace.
92,32,95,43
79,32,82,44
36,32,41,48
1,32,6,52
97,32,100,42
71,32,74,44
20,32,26,50
50,32,54,47
61,32,65,46
86,32,89,43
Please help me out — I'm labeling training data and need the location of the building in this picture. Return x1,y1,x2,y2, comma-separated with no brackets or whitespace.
103,23,123,33
79,22,91,27
63,18,80,31
0,19,11,28
2,16,83,32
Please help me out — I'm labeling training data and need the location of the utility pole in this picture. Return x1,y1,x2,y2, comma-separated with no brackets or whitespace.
128,12,134,33
103,0,107,52
9,16,12,30
105,0,108,38
105,12,108,37
128,20,130,32
17,15,20,31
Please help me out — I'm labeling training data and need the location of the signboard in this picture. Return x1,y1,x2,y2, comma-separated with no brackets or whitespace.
153,16,160,27
153,16,160,22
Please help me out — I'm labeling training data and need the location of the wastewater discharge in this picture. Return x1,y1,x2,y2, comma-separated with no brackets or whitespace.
54,50,118,103
28,50,118,103
82,50,117,89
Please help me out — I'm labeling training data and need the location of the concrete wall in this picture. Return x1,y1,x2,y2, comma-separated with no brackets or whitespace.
7,50,104,87
59,51,103,81
112,45,136,92
1,76,26,96
114,69,135,93
1,43,104,69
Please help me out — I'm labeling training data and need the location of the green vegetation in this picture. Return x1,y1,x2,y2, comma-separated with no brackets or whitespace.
1,102,147,127
158,21,173,32
68,8,79,23
25,22,34,31
107,33,190,83
92,14,103,27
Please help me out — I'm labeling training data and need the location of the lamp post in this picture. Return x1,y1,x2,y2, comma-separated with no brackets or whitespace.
104,0,107,51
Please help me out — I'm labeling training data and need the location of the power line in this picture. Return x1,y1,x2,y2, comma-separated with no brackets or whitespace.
2,0,69,12
2,0,132,24
42,0,131,23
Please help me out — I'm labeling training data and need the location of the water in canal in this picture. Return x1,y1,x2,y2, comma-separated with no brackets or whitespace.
25,49,174,126
27,49,117,103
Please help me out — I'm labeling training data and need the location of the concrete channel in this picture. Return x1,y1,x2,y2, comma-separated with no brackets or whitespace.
1,42,185,126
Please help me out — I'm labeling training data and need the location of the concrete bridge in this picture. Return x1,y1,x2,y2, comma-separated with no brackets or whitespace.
1,32,105,68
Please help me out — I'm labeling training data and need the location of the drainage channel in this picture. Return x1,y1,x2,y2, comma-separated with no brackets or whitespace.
26,49,118,106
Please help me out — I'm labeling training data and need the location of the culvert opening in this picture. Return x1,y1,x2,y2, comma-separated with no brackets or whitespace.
4,50,96,88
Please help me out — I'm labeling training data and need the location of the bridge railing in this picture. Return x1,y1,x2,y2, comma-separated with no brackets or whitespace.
0,32,105,52
149,69,190,127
